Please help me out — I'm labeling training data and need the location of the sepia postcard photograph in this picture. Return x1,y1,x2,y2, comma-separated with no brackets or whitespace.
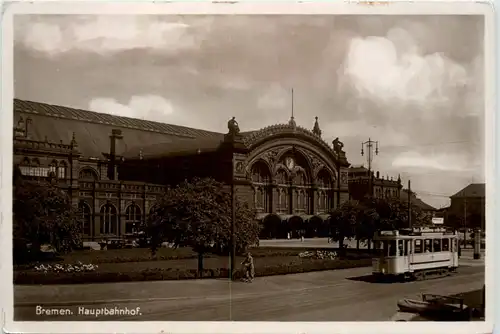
1,1,494,334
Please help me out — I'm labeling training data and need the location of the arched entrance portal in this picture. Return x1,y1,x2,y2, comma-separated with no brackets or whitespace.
260,214,282,239
288,215,305,239
311,215,331,238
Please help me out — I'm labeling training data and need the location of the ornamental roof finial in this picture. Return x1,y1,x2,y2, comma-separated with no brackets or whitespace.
312,116,321,137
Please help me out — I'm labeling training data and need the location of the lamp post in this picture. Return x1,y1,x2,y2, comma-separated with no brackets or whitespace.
361,138,379,197
230,155,236,280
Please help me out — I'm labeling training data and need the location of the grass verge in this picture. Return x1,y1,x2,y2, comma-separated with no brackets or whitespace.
14,258,372,285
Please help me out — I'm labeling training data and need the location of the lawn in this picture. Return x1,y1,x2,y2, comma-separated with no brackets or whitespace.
89,255,301,273
14,246,373,284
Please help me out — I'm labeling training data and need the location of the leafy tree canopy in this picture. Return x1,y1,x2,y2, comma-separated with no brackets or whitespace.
13,174,83,256
148,177,260,255
330,196,433,244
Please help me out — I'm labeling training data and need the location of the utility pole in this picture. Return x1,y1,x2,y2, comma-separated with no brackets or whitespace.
408,179,412,229
230,156,236,280
463,198,467,249
361,138,379,197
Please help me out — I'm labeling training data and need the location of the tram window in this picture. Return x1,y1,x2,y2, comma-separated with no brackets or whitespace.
398,240,404,256
414,239,423,253
442,238,450,251
424,239,432,252
433,239,441,252
404,240,410,255
388,240,397,256
374,241,382,255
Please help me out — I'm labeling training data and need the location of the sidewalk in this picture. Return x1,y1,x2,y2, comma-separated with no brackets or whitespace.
14,265,369,307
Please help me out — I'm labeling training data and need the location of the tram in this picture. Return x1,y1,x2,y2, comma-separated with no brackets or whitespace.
372,227,459,280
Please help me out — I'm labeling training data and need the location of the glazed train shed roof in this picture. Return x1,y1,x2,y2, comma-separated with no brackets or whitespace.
14,99,224,159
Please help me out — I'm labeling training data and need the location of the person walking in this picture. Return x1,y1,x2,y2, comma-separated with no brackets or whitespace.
241,252,255,282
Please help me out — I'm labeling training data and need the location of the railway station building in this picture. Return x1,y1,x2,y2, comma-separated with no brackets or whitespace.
13,98,401,240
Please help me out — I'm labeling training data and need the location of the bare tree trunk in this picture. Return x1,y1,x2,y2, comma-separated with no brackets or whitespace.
197,252,204,278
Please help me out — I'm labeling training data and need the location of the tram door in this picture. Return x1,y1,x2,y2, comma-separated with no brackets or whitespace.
403,239,411,272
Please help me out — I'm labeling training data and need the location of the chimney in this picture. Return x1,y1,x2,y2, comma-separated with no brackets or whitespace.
108,129,123,180
376,171,380,179
25,117,32,139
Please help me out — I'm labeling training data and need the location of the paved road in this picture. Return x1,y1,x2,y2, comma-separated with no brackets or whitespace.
14,262,484,321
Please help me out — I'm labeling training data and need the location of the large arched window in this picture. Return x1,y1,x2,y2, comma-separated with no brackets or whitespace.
79,168,98,180
251,161,272,213
293,170,307,186
125,204,142,234
317,169,333,188
316,169,333,213
100,203,118,235
58,161,67,179
79,202,92,236
276,169,288,185
251,161,271,183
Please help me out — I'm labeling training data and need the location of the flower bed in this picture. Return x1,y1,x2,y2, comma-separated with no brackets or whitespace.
14,258,372,285
298,250,338,260
34,262,98,273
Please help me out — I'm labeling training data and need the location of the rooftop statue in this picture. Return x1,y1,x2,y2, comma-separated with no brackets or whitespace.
228,116,240,135
333,137,344,154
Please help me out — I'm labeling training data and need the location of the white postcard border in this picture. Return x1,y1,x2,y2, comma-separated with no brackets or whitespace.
1,1,495,334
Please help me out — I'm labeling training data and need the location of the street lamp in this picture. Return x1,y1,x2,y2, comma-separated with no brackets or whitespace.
230,155,236,280
361,138,379,197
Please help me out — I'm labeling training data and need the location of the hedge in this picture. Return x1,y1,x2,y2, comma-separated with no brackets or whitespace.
14,258,372,285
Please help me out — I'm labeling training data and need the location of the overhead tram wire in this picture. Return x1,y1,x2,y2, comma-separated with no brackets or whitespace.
375,140,480,151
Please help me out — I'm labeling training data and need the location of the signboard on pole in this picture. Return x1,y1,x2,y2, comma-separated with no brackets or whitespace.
432,217,444,225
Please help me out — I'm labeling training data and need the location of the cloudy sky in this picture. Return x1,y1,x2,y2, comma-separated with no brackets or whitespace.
14,14,485,208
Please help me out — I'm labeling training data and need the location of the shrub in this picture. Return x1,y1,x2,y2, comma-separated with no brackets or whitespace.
14,258,371,285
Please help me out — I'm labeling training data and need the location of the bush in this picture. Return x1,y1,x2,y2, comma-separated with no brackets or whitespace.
14,258,371,285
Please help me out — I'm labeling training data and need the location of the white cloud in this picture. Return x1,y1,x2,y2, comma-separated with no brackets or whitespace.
392,151,475,172
89,95,176,123
257,84,290,110
22,22,68,54
340,27,469,110
17,16,205,56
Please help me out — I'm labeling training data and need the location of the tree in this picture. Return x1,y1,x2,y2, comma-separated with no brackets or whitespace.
331,196,433,253
329,200,360,250
147,177,260,275
13,171,82,263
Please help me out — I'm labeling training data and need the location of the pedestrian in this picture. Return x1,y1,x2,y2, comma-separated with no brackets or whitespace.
241,252,255,282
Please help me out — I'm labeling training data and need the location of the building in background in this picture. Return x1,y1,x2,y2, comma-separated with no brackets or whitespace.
13,99,351,240
347,166,402,201
444,183,486,231
400,189,437,214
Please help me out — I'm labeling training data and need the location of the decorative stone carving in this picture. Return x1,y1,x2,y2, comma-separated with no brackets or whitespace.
261,147,283,164
340,171,348,185
242,123,337,160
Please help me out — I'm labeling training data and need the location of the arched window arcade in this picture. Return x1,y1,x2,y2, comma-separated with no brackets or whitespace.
125,204,142,234
79,201,92,236
100,203,118,235
251,161,272,213
316,169,334,213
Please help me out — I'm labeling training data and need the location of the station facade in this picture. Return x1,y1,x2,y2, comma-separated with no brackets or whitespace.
13,99,400,240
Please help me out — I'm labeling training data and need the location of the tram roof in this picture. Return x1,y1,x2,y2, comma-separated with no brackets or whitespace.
376,228,457,237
